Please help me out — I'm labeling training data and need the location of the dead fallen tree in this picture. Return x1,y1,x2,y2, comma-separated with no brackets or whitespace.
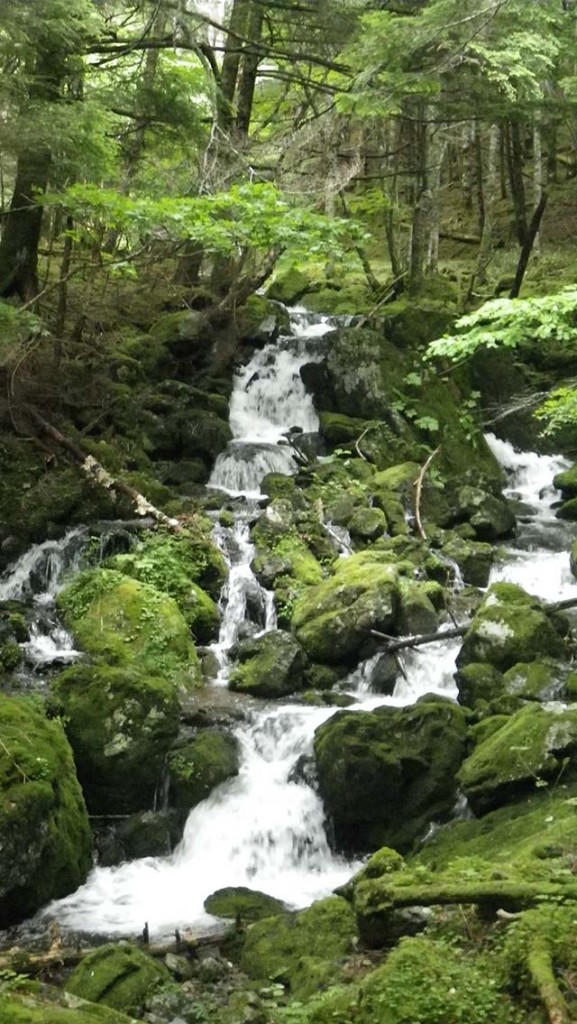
27,410,181,531
370,594,577,656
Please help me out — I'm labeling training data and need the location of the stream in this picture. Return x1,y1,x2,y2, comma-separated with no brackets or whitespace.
2,309,576,940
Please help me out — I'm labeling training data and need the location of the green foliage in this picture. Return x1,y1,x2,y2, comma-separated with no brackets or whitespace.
427,290,577,363
43,181,364,269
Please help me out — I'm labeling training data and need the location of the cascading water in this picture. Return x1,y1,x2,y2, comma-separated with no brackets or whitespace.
8,314,576,942
486,433,577,603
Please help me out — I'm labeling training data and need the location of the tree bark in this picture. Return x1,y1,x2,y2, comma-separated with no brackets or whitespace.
508,192,548,299
235,1,265,135
0,149,51,301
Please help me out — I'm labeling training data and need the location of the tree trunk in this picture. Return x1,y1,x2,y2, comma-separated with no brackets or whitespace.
508,192,547,299
235,1,265,135
0,148,51,300
533,116,543,254
506,120,528,246
219,0,251,131
473,123,499,289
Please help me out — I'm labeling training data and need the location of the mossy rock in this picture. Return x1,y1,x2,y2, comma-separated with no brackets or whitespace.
503,661,570,702
99,809,183,865
66,943,169,1017
458,703,577,815
456,583,569,672
51,665,180,814
456,485,516,541
348,506,387,542
251,509,324,587
0,987,141,1024
204,886,288,922
266,265,312,304
554,463,577,498
57,568,200,686
109,533,220,643
313,696,467,853
456,662,505,709
439,534,495,588
397,578,440,635
0,695,92,927
292,553,400,664
415,781,577,870
229,630,306,698
239,895,356,998
167,730,239,816
149,309,213,353
318,411,369,445
236,295,290,343
261,473,297,500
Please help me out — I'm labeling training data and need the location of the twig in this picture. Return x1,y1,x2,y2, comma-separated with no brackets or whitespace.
413,446,440,541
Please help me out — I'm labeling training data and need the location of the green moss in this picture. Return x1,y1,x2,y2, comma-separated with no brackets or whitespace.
167,730,239,815
0,641,21,672
204,886,287,922
292,553,400,664
109,533,220,642
236,295,290,341
66,943,169,1016
57,568,200,686
0,695,92,926
348,506,387,542
456,663,505,709
313,697,467,853
239,896,357,998
51,664,180,814
0,989,140,1023
318,412,369,445
458,703,577,815
457,583,569,672
229,630,306,698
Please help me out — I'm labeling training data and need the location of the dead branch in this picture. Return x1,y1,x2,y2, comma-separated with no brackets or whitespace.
27,410,181,531
413,446,440,541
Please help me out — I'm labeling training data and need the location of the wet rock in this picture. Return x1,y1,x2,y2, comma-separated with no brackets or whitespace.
205,886,288,923
96,809,183,866
51,664,180,813
456,485,516,541
313,695,467,853
458,703,577,814
237,295,290,344
0,695,92,927
229,630,306,698
65,942,169,1017
167,730,240,819
348,506,387,541
456,582,569,672
292,553,399,664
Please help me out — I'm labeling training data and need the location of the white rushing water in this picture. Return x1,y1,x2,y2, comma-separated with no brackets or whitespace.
18,325,575,940
485,434,577,602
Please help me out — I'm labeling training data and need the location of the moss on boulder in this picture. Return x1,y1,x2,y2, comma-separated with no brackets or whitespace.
108,533,220,643
236,295,290,344
0,987,141,1023
458,703,577,815
439,534,495,587
51,664,180,814
239,895,356,999
229,630,306,698
348,506,387,542
292,553,400,664
456,485,516,541
0,695,92,927
167,730,239,816
204,886,287,922
57,568,200,687
313,696,467,853
456,583,569,672
66,943,169,1017
456,662,505,710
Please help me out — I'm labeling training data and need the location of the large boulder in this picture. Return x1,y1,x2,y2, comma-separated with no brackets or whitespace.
455,485,516,541
57,568,201,687
167,729,240,818
0,988,139,1023
456,582,569,672
66,943,169,1018
204,886,287,922
51,665,180,814
0,695,92,927
313,696,467,853
458,703,577,814
108,533,221,643
229,630,306,697
292,553,400,664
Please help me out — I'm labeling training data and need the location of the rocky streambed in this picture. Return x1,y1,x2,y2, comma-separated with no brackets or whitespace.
2,307,577,1022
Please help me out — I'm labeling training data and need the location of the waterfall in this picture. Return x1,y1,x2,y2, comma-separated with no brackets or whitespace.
6,317,575,940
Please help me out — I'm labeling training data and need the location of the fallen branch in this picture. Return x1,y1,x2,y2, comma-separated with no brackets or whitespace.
357,879,577,916
527,936,571,1024
370,625,467,654
413,446,440,541
369,594,577,655
27,410,180,531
